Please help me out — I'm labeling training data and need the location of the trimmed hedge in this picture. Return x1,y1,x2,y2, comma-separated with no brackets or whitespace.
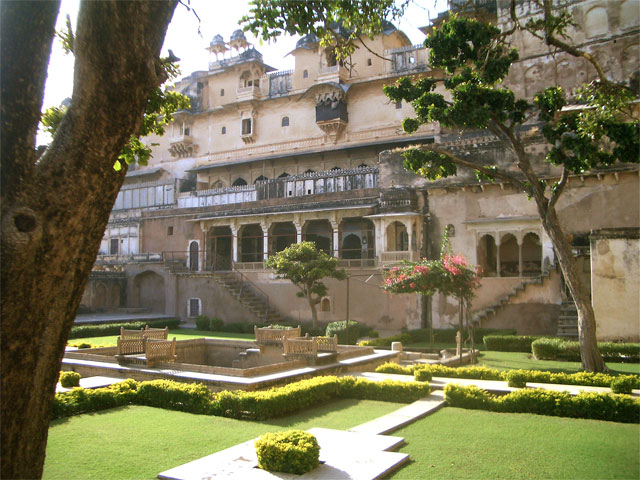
68,318,180,339
373,362,640,390
194,315,224,331
255,430,320,475
59,371,81,388
483,335,546,352
326,321,367,345
51,376,431,420
532,338,640,363
444,383,640,423
360,328,516,348
611,375,638,395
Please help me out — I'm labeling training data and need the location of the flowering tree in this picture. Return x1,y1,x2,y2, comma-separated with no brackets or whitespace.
383,233,481,356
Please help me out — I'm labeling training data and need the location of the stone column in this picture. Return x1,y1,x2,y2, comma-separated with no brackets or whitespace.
330,219,339,257
518,234,524,277
231,225,239,263
407,220,414,260
294,222,302,244
261,222,269,261
496,232,501,277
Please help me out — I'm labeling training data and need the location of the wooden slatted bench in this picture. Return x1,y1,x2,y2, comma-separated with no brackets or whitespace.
254,325,301,345
145,337,177,366
142,325,168,340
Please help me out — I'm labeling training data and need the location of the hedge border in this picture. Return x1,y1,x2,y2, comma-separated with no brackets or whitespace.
68,318,180,339
444,383,640,423
52,375,431,420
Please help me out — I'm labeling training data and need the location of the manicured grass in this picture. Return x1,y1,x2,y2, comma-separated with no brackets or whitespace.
68,329,254,347
478,350,640,375
44,399,403,479
389,407,640,479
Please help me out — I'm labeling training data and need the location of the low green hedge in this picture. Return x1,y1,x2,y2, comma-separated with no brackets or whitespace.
374,362,640,390
444,383,640,423
255,430,320,475
59,371,81,388
483,335,547,352
326,321,367,345
68,318,180,339
532,338,640,363
360,328,516,348
52,376,431,420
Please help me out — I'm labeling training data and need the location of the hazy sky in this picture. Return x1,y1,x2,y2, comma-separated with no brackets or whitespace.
40,0,443,142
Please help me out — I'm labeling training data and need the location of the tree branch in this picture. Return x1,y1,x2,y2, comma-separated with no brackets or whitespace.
548,167,569,212
417,145,527,190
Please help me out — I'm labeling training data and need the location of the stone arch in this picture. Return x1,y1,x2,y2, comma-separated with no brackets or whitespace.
499,233,519,277
386,221,408,251
522,232,542,276
133,271,165,313
110,284,121,310
320,297,331,312
477,234,497,277
254,175,268,183
621,0,640,29
188,240,199,271
341,217,375,259
584,6,608,37
239,224,264,262
94,283,108,310
269,222,297,254
232,177,247,187
303,219,332,253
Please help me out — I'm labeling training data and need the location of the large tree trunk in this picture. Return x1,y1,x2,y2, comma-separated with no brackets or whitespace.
540,207,607,372
0,2,177,478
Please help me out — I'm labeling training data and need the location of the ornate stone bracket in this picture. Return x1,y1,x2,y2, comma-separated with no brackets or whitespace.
316,119,347,143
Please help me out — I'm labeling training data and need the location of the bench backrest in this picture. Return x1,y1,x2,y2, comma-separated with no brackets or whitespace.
120,327,144,339
143,326,168,340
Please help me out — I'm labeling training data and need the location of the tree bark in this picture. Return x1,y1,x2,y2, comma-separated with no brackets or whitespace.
0,2,177,478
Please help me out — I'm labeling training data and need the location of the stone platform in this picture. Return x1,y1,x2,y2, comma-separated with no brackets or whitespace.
158,428,408,480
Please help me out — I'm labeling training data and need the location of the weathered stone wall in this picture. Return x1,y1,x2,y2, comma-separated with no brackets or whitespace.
590,229,640,341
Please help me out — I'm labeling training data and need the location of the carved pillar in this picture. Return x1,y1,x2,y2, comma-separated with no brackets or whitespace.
230,224,239,263
496,232,501,278
407,220,414,259
330,219,339,257
293,215,303,244
518,233,524,277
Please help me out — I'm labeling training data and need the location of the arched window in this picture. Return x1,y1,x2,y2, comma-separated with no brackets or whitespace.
254,175,268,183
221,126,226,134
232,177,247,187
304,169,315,174
220,88,224,96
330,166,341,171
278,172,290,178
281,116,289,127
303,69,308,78
358,163,368,168
367,58,372,66
477,234,497,277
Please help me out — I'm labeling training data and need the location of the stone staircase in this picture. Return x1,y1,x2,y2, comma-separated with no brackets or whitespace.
556,301,579,339
472,265,557,325
213,271,287,324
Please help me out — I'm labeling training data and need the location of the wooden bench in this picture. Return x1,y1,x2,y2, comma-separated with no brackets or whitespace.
120,327,144,339
145,337,177,366
283,334,338,357
143,325,168,340
254,325,301,344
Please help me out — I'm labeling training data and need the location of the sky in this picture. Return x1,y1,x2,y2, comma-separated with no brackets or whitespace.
40,0,444,143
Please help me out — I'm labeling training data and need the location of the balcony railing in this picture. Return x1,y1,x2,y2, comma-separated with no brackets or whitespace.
95,253,164,264
380,250,420,265
236,85,262,102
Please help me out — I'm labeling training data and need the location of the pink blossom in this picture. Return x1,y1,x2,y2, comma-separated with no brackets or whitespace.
410,282,417,289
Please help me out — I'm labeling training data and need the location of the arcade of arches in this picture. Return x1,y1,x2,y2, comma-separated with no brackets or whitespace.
477,231,543,277
196,214,417,270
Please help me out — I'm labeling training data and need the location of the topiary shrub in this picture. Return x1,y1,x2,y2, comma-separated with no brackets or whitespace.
414,368,432,382
255,430,320,475
611,375,637,394
59,371,81,388
195,315,211,330
506,370,528,388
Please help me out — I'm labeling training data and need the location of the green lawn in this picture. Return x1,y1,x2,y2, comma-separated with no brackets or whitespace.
68,329,254,347
44,399,403,479
478,350,640,375
388,407,640,479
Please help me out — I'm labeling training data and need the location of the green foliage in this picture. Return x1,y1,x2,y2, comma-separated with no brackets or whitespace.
255,430,320,475
326,320,365,345
532,338,640,363
506,370,528,388
611,375,637,395
136,380,213,414
360,327,515,348
241,0,409,62
375,362,414,375
40,105,67,137
194,315,224,331
444,384,640,423
52,375,430,420
414,368,432,382
483,335,546,352
59,371,81,388
68,318,180,339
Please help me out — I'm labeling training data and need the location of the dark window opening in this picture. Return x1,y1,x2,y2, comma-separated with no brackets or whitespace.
303,70,308,78
220,88,224,96
232,177,248,187
242,118,252,135
367,58,372,66
221,126,226,134
395,101,402,109
110,238,119,255
254,175,268,183
281,116,289,127
167,226,174,236
189,298,200,317
278,172,290,178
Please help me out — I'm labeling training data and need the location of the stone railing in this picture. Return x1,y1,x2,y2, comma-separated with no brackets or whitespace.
95,253,163,264
384,44,429,74
283,337,317,356
177,184,257,208
380,250,420,265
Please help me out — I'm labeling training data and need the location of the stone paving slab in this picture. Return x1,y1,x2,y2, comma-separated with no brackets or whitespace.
158,428,408,480
56,376,124,393
349,391,445,435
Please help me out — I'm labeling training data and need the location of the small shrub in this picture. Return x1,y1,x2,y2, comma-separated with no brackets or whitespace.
255,430,320,475
326,321,364,345
136,380,212,414
375,362,414,375
611,375,637,394
483,335,543,352
195,315,211,330
506,370,528,388
59,371,81,388
414,369,432,382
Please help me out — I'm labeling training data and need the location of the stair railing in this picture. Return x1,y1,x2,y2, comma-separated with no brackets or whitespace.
231,261,271,323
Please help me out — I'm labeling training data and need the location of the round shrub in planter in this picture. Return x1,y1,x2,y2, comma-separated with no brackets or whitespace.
506,370,528,388
255,430,320,475
59,371,81,388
